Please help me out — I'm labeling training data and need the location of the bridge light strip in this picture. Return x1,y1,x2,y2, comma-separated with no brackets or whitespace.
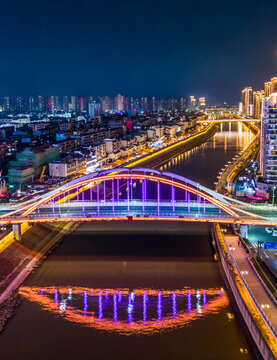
19,173,239,219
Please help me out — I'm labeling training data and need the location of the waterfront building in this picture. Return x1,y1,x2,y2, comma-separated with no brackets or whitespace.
271,77,277,94
241,87,253,116
49,154,87,178
260,93,277,188
264,81,271,98
253,90,264,119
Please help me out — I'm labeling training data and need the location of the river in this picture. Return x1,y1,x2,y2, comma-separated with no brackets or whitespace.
0,122,256,360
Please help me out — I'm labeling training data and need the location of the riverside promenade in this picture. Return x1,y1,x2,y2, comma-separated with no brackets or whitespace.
215,224,277,359
225,233,277,331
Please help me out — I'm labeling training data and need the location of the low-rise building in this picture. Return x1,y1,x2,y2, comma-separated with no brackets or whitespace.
49,154,87,178
8,145,60,184
0,139,16,160
91,142,106,160
104,138,121,154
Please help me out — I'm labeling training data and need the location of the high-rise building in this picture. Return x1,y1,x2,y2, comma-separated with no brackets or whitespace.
15,96,23,112
253,91,264,119
3,97,10,112
271,77,277,94
88,102,101,117
98,96,113,112
177,97,184,112
28,96,35,111
260,93,277,188
189,96,196,110
158,97,165,111
167,97,176,111
139,97,148,112
38,96,44,112
241,87,253,116
63,96,69,112
148,97,157,112
71,96,76,112
115,94,124,112
199,97,206,110
50,96,55,113
264,81,271,98
46,97,52,113
80,97,86,112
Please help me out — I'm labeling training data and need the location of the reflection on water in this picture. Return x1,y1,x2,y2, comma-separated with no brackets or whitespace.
0,123,255,360
19,286,228,335
160,122,254,188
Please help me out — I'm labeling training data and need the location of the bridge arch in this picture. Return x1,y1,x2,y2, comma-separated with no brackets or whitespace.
20,168,240,218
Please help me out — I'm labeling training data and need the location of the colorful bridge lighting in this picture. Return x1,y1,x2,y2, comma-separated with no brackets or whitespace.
0,168,276,225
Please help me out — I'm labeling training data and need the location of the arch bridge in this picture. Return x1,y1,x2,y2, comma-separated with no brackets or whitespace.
0,168,276,226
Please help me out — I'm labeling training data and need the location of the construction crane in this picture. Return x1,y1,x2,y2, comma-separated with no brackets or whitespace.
39,166,46,181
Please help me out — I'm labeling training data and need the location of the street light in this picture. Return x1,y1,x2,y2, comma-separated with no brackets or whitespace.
261,304,270,316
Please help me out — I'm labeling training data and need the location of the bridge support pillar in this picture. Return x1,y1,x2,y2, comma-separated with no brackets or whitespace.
240,224,248,239
12,224,22,241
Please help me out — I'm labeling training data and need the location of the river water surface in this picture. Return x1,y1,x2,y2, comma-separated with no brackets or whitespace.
0,122,256,360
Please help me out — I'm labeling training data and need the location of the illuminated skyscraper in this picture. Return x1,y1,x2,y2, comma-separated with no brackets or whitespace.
177,97,184,112
38,96,44,112
63,96,69,112
260,93,277,187
189,96,196,110
241,87,253,116
158,97,165,111
271,77,277,94
28,96,35,111
115,94,124,112
71,96,80,112
264,81,271,97
15,96,23,112
199,97,206,110
253,91,264,119
98,96,113,112
139,97,148,112
3,97,10,112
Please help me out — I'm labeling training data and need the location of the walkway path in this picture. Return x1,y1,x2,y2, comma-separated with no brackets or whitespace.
225,234,277,331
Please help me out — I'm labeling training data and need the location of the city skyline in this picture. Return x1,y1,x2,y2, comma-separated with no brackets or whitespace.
1,0,277,103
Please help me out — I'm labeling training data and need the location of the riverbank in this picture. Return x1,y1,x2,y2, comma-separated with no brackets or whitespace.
0,221,78,330
216,122,259,194
125,124,217,169
126,123,217,169
213,223,277,360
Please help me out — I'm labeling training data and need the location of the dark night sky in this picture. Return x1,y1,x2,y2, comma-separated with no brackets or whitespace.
0,0,277,103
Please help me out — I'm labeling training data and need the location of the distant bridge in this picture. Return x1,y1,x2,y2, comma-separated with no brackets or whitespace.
197,118,260,124
0,168,276,227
